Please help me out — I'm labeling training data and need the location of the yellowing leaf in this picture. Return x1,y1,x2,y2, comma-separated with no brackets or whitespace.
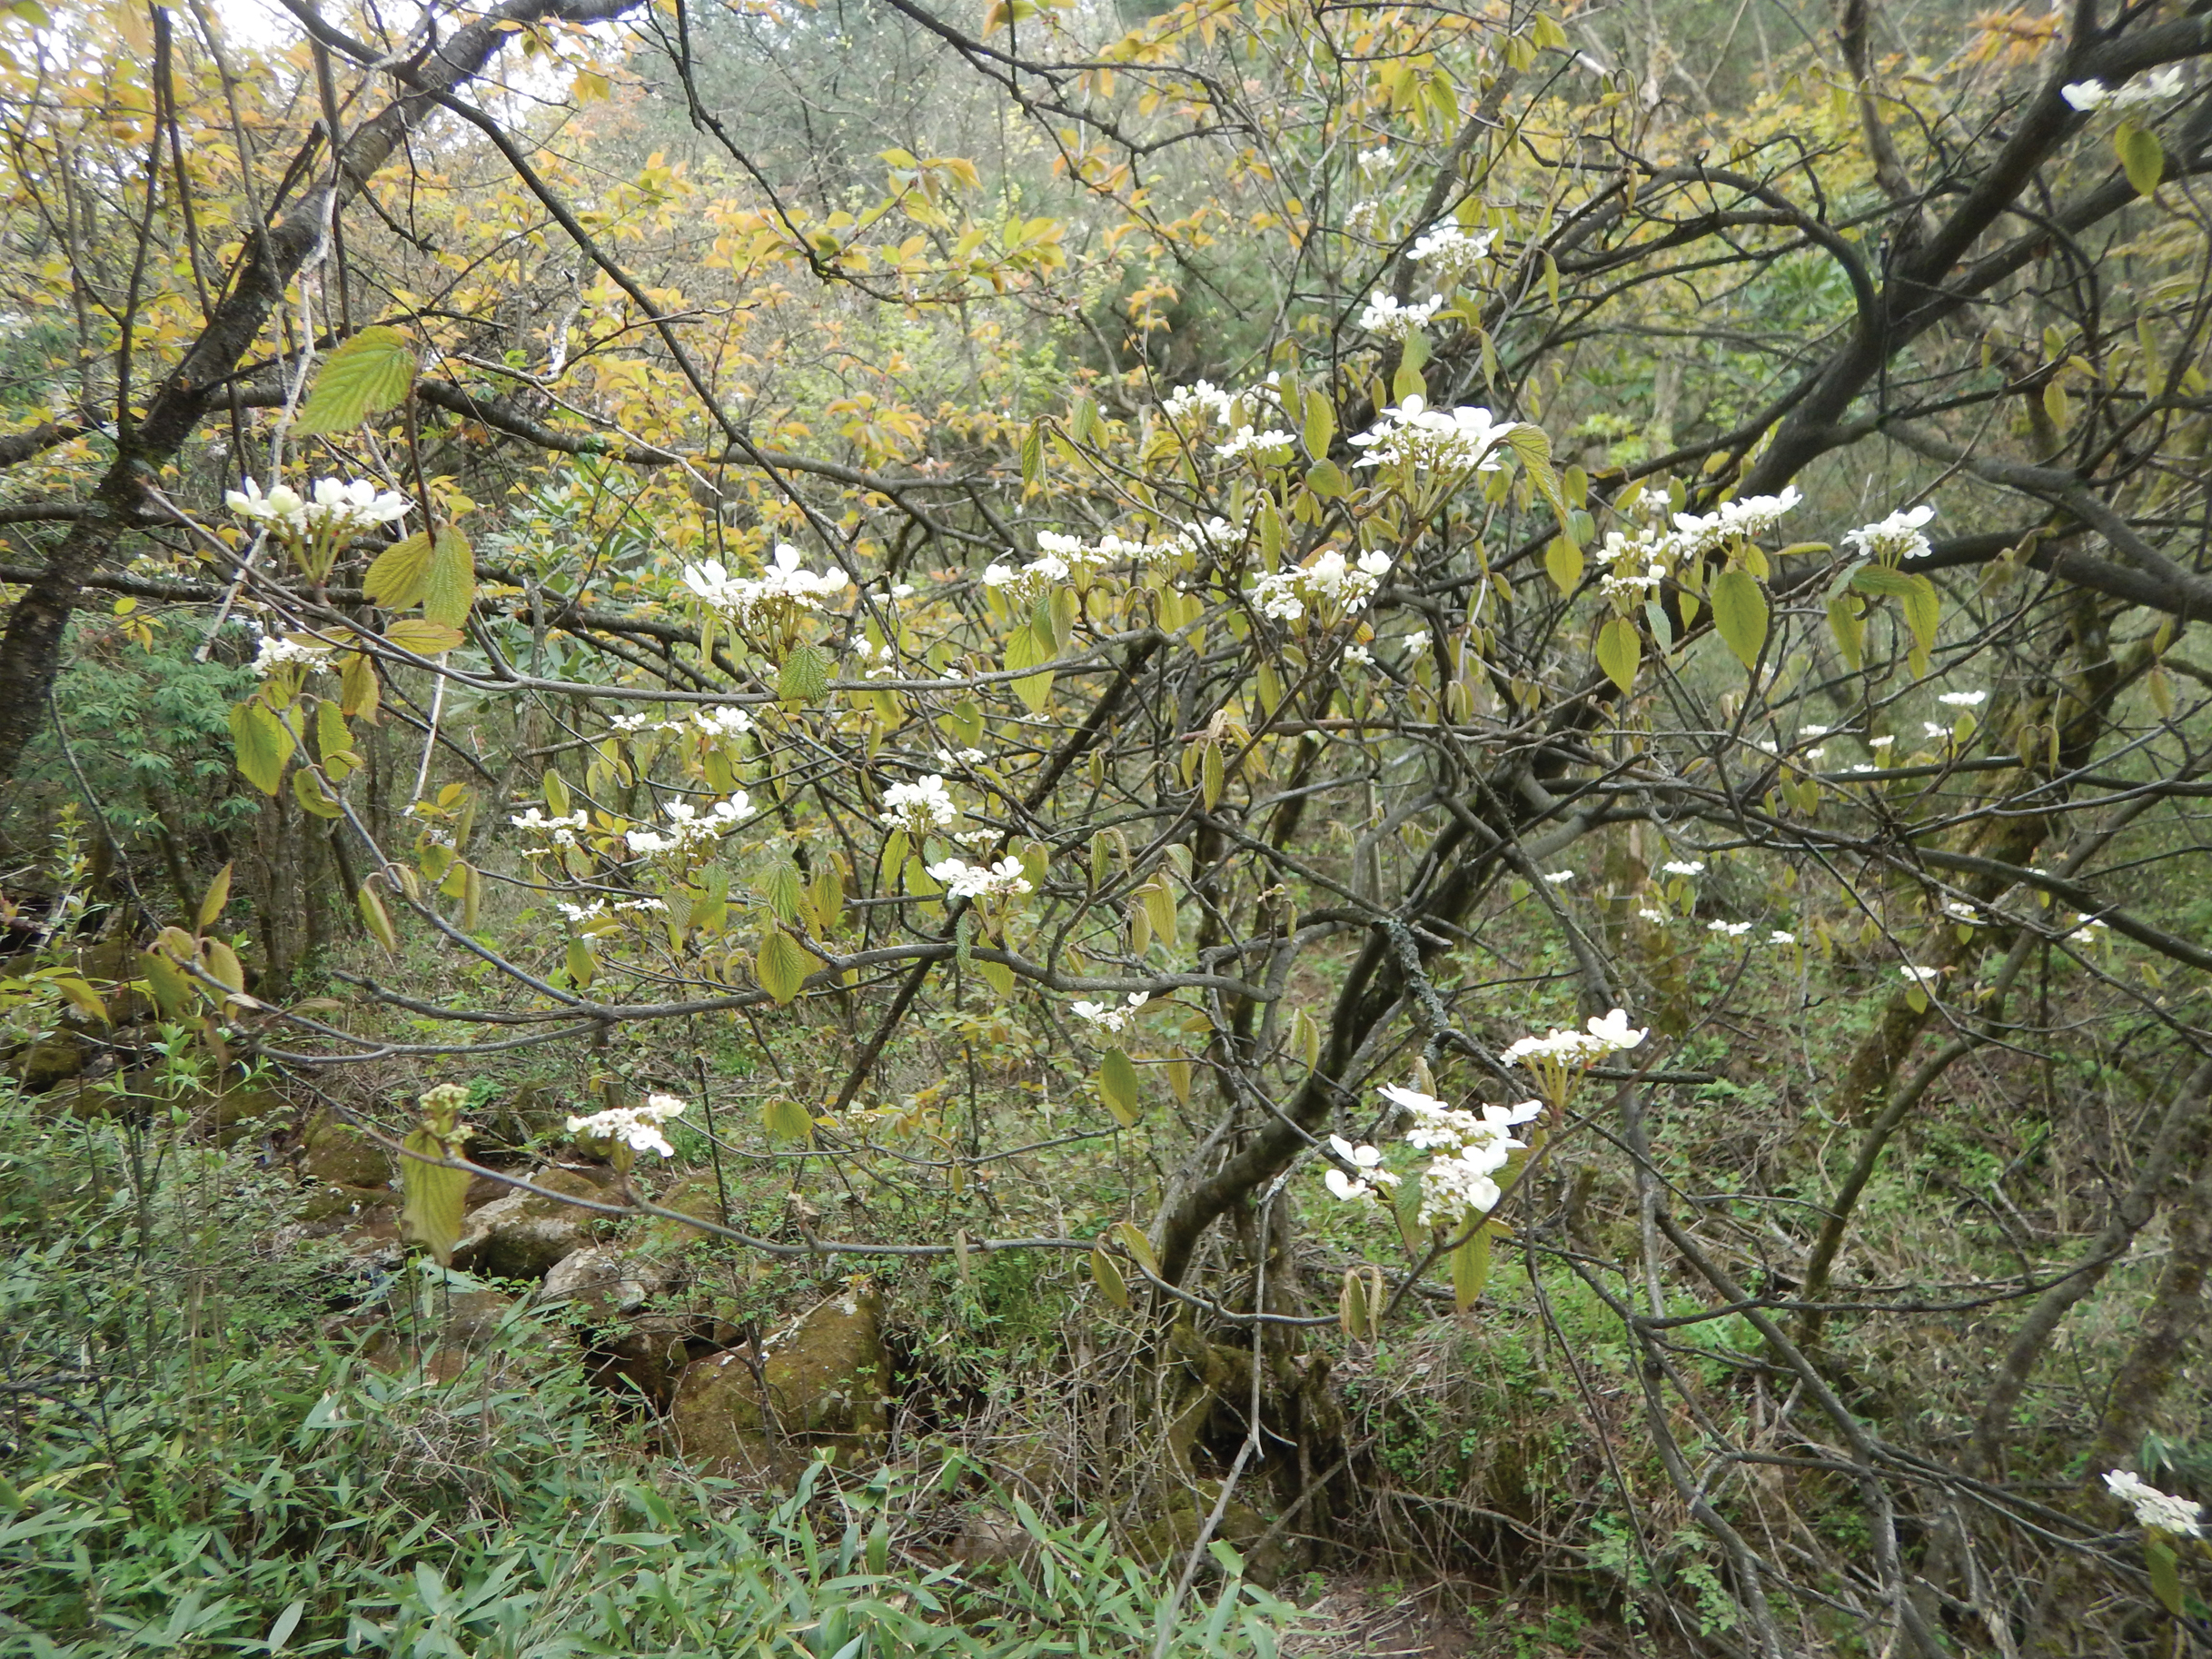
1089,1243,1128,1308
399,1125,471,1265
1099,1046,1141,1126
358,881,399,955
1451,1228,1492,1311
384,619,463,656
196,862,233,933
764,1096,813,1141
229,700,293,794
363,532,434,610
1595,616,1641,694
422,526,475,631
756,926,817,1004
2118,122,2164,197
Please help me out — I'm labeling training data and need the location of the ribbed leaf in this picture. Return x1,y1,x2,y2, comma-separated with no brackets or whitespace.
422,526,475,631
362,531,434,610
1711,569,1769,671
228,700,293,794
296,326,416,433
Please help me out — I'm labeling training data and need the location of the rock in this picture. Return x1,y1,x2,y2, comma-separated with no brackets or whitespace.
640,1173,728,1256
449,1167,610,1281
11,1033,90,1092
539,1246,677,1317
948,1506,1030,1573
589,1314,703,1409
301,1114,393,1189
202,1086,284,1146
297,1183,399,1226
670,1288,892,1479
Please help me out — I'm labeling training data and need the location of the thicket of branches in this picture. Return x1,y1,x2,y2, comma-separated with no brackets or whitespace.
5,0,2212,1651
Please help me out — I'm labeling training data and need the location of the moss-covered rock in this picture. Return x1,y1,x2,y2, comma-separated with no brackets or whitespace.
670,1288,891,1480
10,1034,90,1092
301,1113,393,1189
538,1245,675,1317
449,1167,610,1281
1126,1484,1286,1586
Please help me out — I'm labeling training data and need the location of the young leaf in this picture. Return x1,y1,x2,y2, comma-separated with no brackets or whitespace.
1828,594,1866,670
2148,1535,2183,1615
358,881,399,955
399,1125,471,1266
1544,536,1582,595
203,938,245,994
1711,569,1769,672
565,937,596,988
295,326,417,433
1113,1220,1160,1277
764,1096,814,1141
757,859,805,924
1098,1046,1141,1126
196,862,233,933
228,700,294,794
2118,122,2165,197
1451,1228,1492,1311
1303,388,1334,457
383,619,463,655
339,651,381,721
362,531,434,610
422,526,475,631
1900,574,1940,656
1140,879,1178,948
1089,1244,1128,1308
756,926,817,1005
779,643,830,704
292,766,343,819
1200,740,1224,810
1595,615,1641,694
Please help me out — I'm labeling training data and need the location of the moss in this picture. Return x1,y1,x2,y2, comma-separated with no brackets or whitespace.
670,1288,891,1482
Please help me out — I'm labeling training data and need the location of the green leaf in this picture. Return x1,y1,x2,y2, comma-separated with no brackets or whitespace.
1305,459,1347,499
1200,740,1224,810
196,862,233,933
565,937,596,988
1827,594,1866,671
228,700,293,794
1451,1228,1492,1312
1098,1046,1141,1126
756,926,817,1005
422,526,475,631
1089,1244,1128,1308
399,1126,471,1266
2118,122,2165,197
203,938,244,994
1900,573,1939,657
1019,422,1043,490
1711,569,1769,672
1595,616,1641,694
764,1096,813,1142
362,531,434,610
1542,536,1582,596
1392,1170,1426,1252
295,326,416,433
779,643,830,704
292,766,343,819
358,881,399,955
1302,388,1334,457
1005,627,1053,712
1113,1220,1160,1277
543,769,571,817
383,619,463,655
1139,879,1177,948
1501,424,1564,518
2148,1535,2183,1615
757,859,805,924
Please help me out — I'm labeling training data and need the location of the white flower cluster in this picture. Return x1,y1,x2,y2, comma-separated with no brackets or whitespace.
1349,396,1527,472
880,774,957,832
694,706,755,739
1250,548,1394,623
1661,859,1705,877
1357,144,1391,176
2104,1469,2205,1535
1664,487,1803,561
1324,1135,1399,1203
1503,1008,1646,1068
2067,913,2109,944
251,634,335,677
1708,919,1753,938
927,856,1032,899
1409,222,1493,284
982,551,1070,606
556,896,668,924
2063,67,2186,112
511,807,589,848
1035,528,1185,571
1071,991,1148,1031
228,477,411,542
1355,291,1444,340
566,1092,688,1158
1844,503,1936,564
1939,690,1985,709
1899,965,1940,986
1592,524,1671,601
682,545,851,628
1376,1085,1542,1227
625,794,749,857
1216,426,1297,462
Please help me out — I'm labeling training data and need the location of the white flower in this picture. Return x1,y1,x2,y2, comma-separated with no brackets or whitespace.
1899,965,1940,986
1944,900,1979,923
511,807,588,849
954,748,987,765
681,544,851,627
1070,991,1148,1032
1843,503,1936,564
226,479,308,539
1638,908,1668,923
1342,644,1374,666
250,634,335,676
1661,860,1705,877
1323,1135,1400,1203
1504,1010,1645,1068
1707,919,1752,937
1939,690,1986,708
626,794,749,857
880,774,958,832
1664,487,1801,560
981,551,1071,605
1249,548,1393,623
1355,291,1444,341
1924,722,1950,740
927,856,1032,899
1541,870,1575,886
304,477,412,540
1356,144,1391,176
1348,395,1529,473
2104,1470,2205,1535
693,706,755,739
2063,68,2186,113
1769,930,1797,946
1163,380,1236,425
1409,222,1493,284
1215,425,1297,462
565,1093,688,1158
2067,913,2109,944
